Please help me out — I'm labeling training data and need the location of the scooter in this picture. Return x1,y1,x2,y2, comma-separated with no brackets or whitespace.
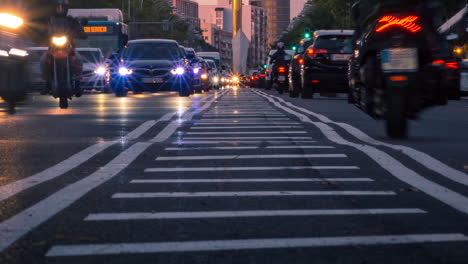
271,56,292,95
348,3,453,138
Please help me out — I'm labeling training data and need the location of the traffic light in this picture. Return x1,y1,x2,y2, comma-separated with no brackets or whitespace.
263,64,267,69
304,28,311,39
292,44,297,51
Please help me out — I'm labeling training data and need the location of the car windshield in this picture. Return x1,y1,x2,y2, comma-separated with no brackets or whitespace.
124,43,181,61
314,35,353,53
207,61,216,68
78,51,103,63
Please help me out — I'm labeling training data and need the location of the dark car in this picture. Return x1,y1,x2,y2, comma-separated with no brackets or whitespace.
288,38,313,97
301,30,354,98
249,71,261,88
110,39,192,96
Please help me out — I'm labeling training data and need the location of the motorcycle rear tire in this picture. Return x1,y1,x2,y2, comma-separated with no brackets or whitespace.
385,89,407,139
59,96,68,109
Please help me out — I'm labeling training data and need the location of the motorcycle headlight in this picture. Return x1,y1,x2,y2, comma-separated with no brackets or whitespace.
0,13,24,29
171,67,185,75
52,36,68,47
201,73,208,80
94,67,107,76
118,67,132,76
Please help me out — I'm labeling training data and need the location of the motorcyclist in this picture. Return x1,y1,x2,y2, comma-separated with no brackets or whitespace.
270,42,287,83
40,0,87,95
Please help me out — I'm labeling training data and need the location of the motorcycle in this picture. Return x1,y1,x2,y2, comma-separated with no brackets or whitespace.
348,4,453,138
46,18,84,109
0,9,28,114
271,55,292,94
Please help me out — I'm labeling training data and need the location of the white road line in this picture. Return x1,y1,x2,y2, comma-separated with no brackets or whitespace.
257,90,468,188
130,178,373,183
171,141,317,144
190,126,303,129
202,115,286,117
145,166,359,172
185,131,307,135
254,89,468,214
112,191,395,198
46,233,468,256
0,92,224,252
199,118,290,121
0,113,176,203
165,146,333,150
194,122,301,125
155,154,346,161
182,137,313,140
84,208,424,221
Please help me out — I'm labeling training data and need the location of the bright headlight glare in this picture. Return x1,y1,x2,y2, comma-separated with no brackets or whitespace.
118,67,132,76
94,67,107,75
8,48,28,57
0,50,9,57
172,67,185,75
232,76,239,82
193,67,200,74
0,13,24,29
201,73,208,79
52,36,68,47
213,76,219,83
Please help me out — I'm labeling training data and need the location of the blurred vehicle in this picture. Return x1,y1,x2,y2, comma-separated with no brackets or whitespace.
0,5,28,113
288,38,313,97
271,54,292,94
461,60,468,96
111,39,192,97
301,30,354,99
205,59,220,89
197,58,211,93
185,48,202,94
265,49,295,89
349,2,454,138
249,71,261,88
69,9,128,57
196,52,221,68
77,48,110,92
26,47,48,91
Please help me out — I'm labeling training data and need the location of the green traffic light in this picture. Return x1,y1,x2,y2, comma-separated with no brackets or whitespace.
304,33,311,38
263,64,267,69
292,46,297,51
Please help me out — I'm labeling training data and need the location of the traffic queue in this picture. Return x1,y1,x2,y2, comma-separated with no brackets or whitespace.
249,2,466,139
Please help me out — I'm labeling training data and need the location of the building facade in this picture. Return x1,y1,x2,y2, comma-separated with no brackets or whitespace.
242,4,268,69
261,0,290,45
290,0,308,21
171,0,201,29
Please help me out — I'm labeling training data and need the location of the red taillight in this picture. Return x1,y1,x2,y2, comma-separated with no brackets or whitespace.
376,15,422,33
307,49,328,55
250,76,255,80
298,59,304,65
445,62,459,70
259,74,265,77
278,67,286,73
432,60,445,65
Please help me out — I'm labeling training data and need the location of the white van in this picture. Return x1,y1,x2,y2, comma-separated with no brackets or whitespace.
196,52,221,67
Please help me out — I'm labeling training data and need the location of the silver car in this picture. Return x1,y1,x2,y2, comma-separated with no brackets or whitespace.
76,48,110,92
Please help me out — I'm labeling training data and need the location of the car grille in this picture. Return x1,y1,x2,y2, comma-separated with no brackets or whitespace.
134,68,170,77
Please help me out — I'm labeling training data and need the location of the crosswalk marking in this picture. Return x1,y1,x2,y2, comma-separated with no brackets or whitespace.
145,166,359,172
190,126,303,129
84,208,425,221
46,233,468,257
181,137,313,140
185,131,307,135
194,122,301,125
171,141,318,144
112,191,396,198
155,154,347,161
199,118,291,121
165,146,334,150
130,178,374,183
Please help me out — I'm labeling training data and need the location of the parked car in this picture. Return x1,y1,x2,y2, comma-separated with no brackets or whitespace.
25,47,47,91
77,48,110,92
110,39,192,97
301,30,354,98
288,38,313,97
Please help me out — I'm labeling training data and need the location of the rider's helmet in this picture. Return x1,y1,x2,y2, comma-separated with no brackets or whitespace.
277,42,285,50
54,0,70,17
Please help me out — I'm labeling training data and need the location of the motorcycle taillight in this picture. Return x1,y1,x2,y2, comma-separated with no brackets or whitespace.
445,62,459,70
375,15,422,33
278,67,286,73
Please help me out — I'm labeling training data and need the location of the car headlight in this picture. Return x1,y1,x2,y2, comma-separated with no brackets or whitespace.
201,73,208,80
118,67,132,76
213,76,219,83
193,67,200,74
171,67,185,75
232,76,239,82
0,13,24,29
51,36,68,47
94,67,107,75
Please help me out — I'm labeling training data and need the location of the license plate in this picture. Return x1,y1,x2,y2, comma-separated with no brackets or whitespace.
142,78,164,83
461,72,468,91
278,76,286,81
381,48,418,71
331,54,351,61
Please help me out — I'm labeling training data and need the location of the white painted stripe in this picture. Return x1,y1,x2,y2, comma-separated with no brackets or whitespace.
145,166,359,172
113,191,395,198
199,118,290,121
85,208,424,221
46,233,468,256
254,89,468,214
190,126,303,129
165,146,333,150
131,178,373,183
171,141,317,144
0,112,177,203
185,131,307,135
155,154,346,161
194,122,301,125
182,137,313,140
202,114,286,117
0,92,224,252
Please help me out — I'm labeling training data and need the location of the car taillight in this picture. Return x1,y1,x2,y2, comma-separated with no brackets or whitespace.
259,74,265,77
375,15,422,33
278,67,286,73
251,76,255,80
306,49,328,59
445,62,459,70
432,60,445,65
298,58,304,65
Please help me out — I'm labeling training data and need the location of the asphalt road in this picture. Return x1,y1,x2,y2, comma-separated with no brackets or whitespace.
0,88,468,263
